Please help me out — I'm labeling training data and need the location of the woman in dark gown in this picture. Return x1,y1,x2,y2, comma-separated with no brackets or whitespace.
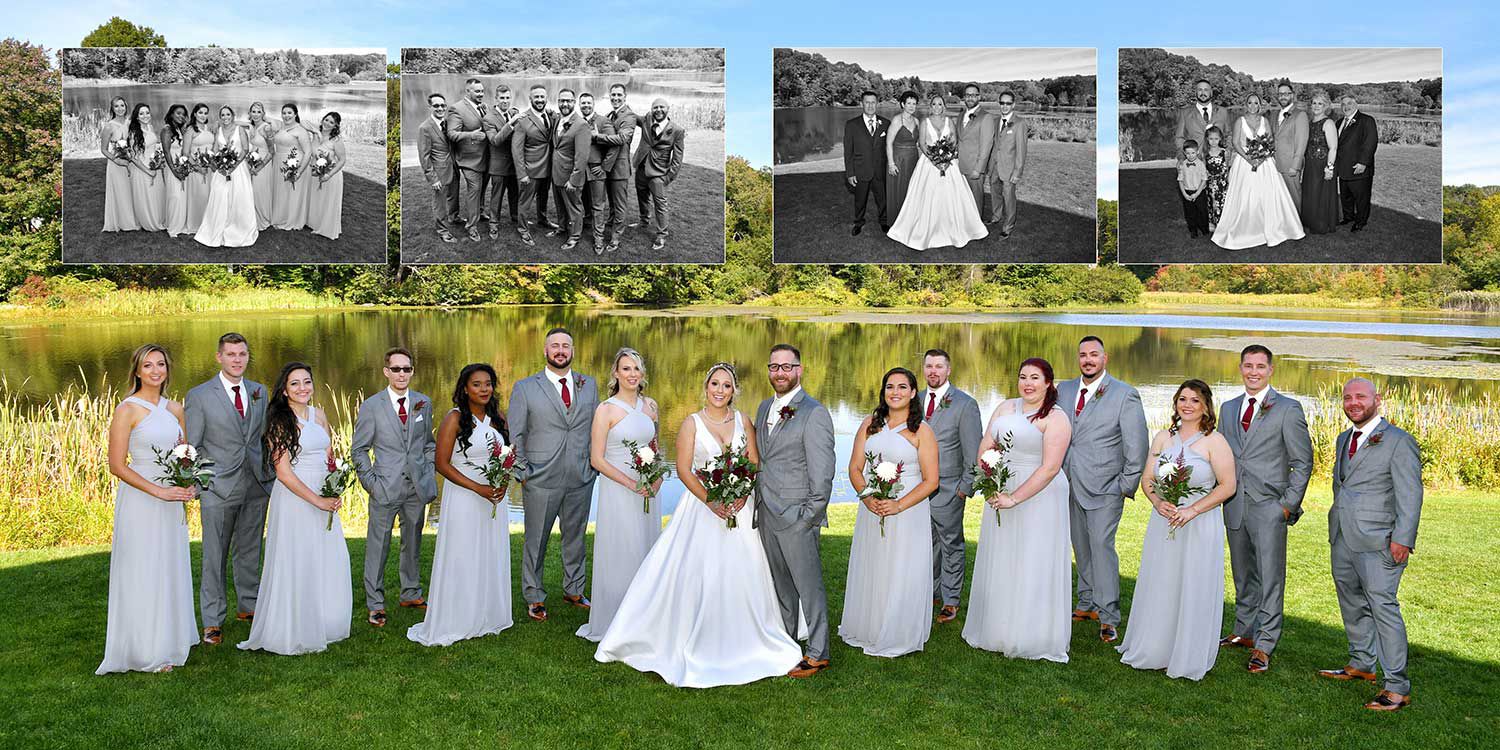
1300,90,1341,235
886,91,922,222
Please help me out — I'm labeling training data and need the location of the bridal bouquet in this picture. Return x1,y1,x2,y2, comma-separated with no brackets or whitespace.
465,435,524,518
1244,133,1276,170
108,137,130,161
311,147,336,189
694,446,758,529
623,439,671,513
144,145,165,185
928,135,959,176
280,147,302,188
319,453,357,530
245,148,268,172
209,144,239,181
858,451,905,537
1152,453,1196,540
152,439,216,524
969,432,1015,528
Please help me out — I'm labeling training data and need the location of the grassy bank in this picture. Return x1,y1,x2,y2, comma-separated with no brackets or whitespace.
1,491,1494,748
1,283,345,321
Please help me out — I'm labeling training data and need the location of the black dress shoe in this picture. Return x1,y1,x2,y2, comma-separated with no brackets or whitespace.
1338,217,1353,225
880,224,890,233
1351,223,1364,232
1190,229,1199,238
999,231,1010,239
851,224,862,236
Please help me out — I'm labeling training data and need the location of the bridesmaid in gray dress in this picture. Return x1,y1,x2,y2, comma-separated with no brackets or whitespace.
1118,379,1237,680
885,91,922,222
100,96,137,232
184,104,215,234
307,112,347,240
246,102,278,231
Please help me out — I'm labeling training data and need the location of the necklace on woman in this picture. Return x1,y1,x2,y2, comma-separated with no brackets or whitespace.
701,408,734,425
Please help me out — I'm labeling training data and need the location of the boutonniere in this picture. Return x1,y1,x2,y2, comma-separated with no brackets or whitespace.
413,400,427,412
1258,399,1273,415
250,388,263,403
1092,384,1109,403
1368,432,1383,446
778,404,797,422
939,394,954,411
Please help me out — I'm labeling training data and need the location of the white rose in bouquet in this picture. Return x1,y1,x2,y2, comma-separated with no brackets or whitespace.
875,461,899,483
1157,461,1178,480
980,449,1003,468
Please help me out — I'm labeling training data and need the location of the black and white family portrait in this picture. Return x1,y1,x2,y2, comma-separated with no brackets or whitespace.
61,47,388,264
398,47,725,264
1118,48,1442,264
773,48,1097,264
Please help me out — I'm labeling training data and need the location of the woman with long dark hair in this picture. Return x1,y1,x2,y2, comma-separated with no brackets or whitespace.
962,357,1073,661
100,95,137,232
97,344,198,674
307,111,346,239
1118,380,1236,680
159,104,191,236
125,103,165,231
239,362,352,655
185,103,215,234
271,102,313,230
409,363,516,646
840,367,940,658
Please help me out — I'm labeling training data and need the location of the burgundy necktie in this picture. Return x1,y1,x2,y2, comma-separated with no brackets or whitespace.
560,378,572,409
1075,388,1087,417
1240,398,1256,432
398,396,408,425
926,393,937,420
233,385,244,419
1348,431,1362,459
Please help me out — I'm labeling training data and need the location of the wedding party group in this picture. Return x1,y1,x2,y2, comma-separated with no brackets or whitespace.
94,332,1423,711
846,85,1029,251
1173,79,1378,250
415,81,684,255
96,96,350,246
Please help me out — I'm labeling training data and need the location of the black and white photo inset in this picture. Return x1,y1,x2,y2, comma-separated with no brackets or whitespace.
773,47,1097,264
61,47,389,264
398,47,725,264
1118,47,1442,264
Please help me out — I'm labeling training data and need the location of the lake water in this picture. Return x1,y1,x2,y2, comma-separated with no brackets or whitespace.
775,104,1095,165
1119,106,1442,162
63,82,386,130
5,305,1494,517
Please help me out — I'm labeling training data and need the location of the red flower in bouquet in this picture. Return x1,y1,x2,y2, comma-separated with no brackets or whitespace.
694,445,759,529
969,432,1015,528
859,451,906,537
624,438,672,513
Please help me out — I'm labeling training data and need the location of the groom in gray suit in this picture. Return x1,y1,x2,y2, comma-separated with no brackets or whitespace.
1054,336,1148,643
754,344,836,678
1317,378,1423,712
351,347,438,627
1220,344,1313,674
185,332,274,645
509,327,600,622
918,349,982,624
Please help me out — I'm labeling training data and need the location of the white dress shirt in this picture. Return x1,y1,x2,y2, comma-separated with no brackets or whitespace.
547,370,575,401
387,386,412,417
1279,104,1294,125
767,385,804,428
924,381,951,419
1349,415,1386,454
1237,386,1271,429
219,371,246,408
1077,371,1108,407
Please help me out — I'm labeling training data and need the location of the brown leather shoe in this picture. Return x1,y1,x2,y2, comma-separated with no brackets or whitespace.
527,602,548,621
1248,649,1270,673
367,610,387,627
1219,635,1254,649
1317,666,1377,683
787,657,829,678
1099,624,1118,643
936,605,959,624
236,611,254,623
1364,690,1411,712
1072,609,1100,622
399,598,427,610
563,594,591,609
202,627,223,645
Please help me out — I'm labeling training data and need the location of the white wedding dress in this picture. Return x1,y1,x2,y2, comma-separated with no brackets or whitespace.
839,422,933,657
962,402,1072,662
195,125,260,248
887,116,988,250
1212,116,1306,249
96,395,198,674
595,412,803,687
239,407,352,655
408,412,514,646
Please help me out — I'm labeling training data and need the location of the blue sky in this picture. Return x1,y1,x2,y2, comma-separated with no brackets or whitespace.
20,0,1499,195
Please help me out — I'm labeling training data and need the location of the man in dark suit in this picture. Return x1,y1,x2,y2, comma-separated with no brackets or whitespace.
596,84,638,253
549,88,592,251
1335,94,1379,232
577,92,617,255
482,83,522,238
632,97,685,252
843,89,889,236
445,78,490,242
511,84,555,247
416,93,458,244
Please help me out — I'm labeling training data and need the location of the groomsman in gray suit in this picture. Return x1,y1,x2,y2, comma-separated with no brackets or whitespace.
596,84,639,253
185,332,273,645
416,93,458,244
508,327,600,621
754,344,836,678
482,83,522,236
1174,79,1232,159
577,92,617,255
548,88,591,251
351,347,438,627
918,349,982,624
445,78,492,242
1054,336,1148,643
511,84,556,247
1220,344,1313,674
1272,82,1310,205
955,84,995,212
1318,378,1423,712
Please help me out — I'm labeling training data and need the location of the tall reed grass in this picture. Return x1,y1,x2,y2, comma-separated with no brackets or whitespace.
670,98,725,131
1028,114,1097,143
1440,290,1500,313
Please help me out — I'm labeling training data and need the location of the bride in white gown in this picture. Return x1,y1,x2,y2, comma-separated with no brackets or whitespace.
1212,94,1306,250
595,363,803,687
195,105,260,248
887,93,989,251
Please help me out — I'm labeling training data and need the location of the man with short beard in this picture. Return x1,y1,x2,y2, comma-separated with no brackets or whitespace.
548,88,592,251
445,78,491,242
511,84,557,247
1175,79,1231,159
917,349,982,624
1272,82,1310,205
594,84,638,253
577,92,618,255
482,83,524,236
633,97,685,252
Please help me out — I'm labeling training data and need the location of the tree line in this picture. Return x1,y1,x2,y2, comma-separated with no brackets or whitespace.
62,47,386,85
400,47,724,76
1118,48,1442,112
774,48,1096,108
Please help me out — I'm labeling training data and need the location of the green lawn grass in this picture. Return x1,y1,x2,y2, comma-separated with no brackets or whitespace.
3,488,1495,749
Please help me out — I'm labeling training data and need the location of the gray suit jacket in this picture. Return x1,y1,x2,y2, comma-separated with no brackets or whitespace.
507,370,599,491
955,109,994,178
753,389,836,531
185,376,274,505
1222,387,1314,527
1330,421,1423,553
1174,102,1232,156
1055,374,1149,508
351,390,438,506
919,386,982,500
1271,108,1310,174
